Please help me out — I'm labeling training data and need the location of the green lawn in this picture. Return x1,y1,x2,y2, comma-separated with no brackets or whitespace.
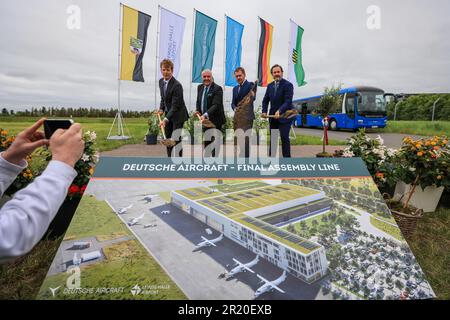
0,117,149,152
0,116,346,152
63,195,130,241
408,207,450,300
370,216,404,241
382,121,450,137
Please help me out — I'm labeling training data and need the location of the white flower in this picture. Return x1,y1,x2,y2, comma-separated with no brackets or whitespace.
387,148,397,157
89,131,97,141
81,153,90,162
409,167,416,172
342,150,355,158
376,135,384,145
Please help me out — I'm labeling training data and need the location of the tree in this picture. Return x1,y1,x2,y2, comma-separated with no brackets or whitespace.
316,85,342,155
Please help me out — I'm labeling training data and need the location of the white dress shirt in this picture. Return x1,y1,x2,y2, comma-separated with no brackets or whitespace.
0,153,77,262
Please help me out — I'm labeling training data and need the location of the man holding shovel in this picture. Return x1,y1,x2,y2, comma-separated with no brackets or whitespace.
195,70,226,157
158,59,189,157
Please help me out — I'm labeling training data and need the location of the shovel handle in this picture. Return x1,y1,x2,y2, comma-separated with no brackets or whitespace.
157,113,167,140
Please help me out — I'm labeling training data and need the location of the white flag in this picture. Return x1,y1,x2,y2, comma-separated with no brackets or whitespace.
158,7,186,78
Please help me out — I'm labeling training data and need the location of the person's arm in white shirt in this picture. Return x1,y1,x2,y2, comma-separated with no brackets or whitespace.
0,155,77,262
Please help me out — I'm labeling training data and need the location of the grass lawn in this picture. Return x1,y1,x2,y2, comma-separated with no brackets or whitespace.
0,116,346,152
408,207,450,300
64,195,130,241
0,117,149,152
382,121,450,137
370,216,404,241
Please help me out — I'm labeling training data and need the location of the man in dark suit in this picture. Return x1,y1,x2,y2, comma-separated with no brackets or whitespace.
196,69,226,157
262,64,294,158
158,59,189,157
232,67,255,158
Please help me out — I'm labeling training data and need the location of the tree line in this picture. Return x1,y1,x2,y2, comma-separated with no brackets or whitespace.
0,107,152,118
386,94,450,121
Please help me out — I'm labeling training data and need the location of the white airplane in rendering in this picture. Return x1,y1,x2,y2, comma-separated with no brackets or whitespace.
143,194,158,202
118,204,133,215
226,256,260,279
128,213,145,226
255,271,287,298
196,234,224,248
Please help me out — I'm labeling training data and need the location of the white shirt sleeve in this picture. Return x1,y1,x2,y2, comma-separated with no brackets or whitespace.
0,153,27,197
0,156,77,262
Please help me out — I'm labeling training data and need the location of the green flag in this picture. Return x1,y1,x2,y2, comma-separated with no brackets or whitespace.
192,10,217,83
288,20,307,87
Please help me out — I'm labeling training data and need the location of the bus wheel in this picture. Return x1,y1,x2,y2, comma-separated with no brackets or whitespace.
329,119,338,131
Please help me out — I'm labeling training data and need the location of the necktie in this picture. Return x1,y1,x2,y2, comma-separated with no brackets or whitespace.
164,81,168,97
238,85,242,95
202,87,209,114
274,81,279,95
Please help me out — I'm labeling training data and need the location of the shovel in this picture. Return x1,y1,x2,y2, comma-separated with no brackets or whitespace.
195,112,216,129
157,113,177,147
262,109,299,119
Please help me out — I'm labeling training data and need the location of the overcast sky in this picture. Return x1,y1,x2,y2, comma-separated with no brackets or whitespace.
0,0,449,112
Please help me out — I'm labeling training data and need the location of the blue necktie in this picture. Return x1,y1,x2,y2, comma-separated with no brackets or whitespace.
202,87,209,114
274,81,279,96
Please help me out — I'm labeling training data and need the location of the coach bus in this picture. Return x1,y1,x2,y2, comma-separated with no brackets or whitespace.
293,86,389,131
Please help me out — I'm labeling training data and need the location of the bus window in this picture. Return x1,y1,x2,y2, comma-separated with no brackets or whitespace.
346,94,355,119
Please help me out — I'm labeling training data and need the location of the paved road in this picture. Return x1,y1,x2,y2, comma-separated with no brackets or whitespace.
294,127,426,149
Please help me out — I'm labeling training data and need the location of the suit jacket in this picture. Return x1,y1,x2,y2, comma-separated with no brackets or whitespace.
196,82,226,128
231,80,255,121
159,77,189,125
262,78,294,115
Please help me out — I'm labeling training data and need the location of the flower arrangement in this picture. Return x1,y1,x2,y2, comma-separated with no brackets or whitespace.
1,129,36,196
342,130,397,188
394,135,449,209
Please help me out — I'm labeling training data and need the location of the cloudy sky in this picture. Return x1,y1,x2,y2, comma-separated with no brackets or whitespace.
0,0,449,112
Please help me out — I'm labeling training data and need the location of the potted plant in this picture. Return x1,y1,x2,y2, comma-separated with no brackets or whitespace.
183,112,201,145
146,114,160,145
392,135,449,213
316,85,342,158
253,106,269,146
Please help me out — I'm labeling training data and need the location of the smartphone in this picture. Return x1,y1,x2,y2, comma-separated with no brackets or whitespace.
44,119,74,139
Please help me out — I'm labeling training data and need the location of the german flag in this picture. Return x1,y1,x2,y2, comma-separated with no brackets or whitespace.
257,18,274,87
120,5,151,82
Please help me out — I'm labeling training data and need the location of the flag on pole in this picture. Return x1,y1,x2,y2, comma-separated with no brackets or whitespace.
192,10,217,83
120,5,151,82
158,7,186,78
257,18,274,87
288,20,307,87
225,16,244,87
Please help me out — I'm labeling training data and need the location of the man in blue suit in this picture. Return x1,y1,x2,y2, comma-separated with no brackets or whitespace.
262,64,294,158
232,67,255,157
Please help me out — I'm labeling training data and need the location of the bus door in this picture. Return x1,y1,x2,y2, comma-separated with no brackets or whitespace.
301,103,308,126
345,93,356,128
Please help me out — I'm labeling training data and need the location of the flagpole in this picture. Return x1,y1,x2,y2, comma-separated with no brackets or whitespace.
223,14,227,91
288,19,291,82
154,5,161,111
189,9,196,110
108,2,126,140
117,2,122,135
256,16,260,86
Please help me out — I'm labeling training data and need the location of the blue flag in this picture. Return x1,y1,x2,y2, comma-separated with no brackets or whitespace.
225,16,244,87
192,11,217,83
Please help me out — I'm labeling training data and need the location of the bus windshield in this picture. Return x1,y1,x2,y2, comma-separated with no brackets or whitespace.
357,91,387,117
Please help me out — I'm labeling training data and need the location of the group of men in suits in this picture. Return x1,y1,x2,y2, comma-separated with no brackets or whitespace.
158,59,294,158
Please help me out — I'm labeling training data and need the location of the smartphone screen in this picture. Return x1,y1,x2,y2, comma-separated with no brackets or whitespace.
44,119,74,139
